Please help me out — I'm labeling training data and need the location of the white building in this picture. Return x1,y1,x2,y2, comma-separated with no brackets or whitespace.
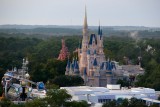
61,85,160,106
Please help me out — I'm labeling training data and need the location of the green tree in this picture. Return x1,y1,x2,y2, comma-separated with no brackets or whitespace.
52,75,84,87
116,79,130,87
10,103,25,107
119,99,129,107
128,98,147,107
102,100,117,107
45,89,72,107
25,99,47,107
0,98,12,107
64,100,88,107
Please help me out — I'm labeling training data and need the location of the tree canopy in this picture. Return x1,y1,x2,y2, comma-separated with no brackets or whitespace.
0,35,160,94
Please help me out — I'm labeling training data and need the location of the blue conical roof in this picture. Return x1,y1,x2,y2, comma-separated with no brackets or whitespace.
93,58,98,66
74,59,79,69
100,62,104,69
74,60,79,74
89,34,96,45
106,61,115,71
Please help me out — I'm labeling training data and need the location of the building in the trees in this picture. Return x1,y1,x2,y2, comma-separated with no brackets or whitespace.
65,7,123,87
57,39,69,61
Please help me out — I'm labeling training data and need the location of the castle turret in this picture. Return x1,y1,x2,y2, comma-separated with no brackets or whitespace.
82,6,88,50
57,39,69,61
98,22,101,36
93,48,100,86
74,60,80,75
65,59,70,75
83,67,88,85
97,23,103,48
100,29,103,40
93,58,98,73
69,58,75,75
83,6,88,33
80,6,89,73
97,25,105,62
106,61,114,84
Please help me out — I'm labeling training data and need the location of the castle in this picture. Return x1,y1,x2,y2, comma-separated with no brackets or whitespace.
65,7,120,87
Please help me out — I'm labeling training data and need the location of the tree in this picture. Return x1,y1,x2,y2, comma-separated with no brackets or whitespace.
9,103,25,107
116,79,130,87
102,100,117,107
149,104,159,107
0,98,12,107
45,83,59,89
52,75,84,87
30,59,67,83
135,59,160,91
25,99,47,107
119,99,129,107
128,98,147,107
45,89,72,107
64,100,88,107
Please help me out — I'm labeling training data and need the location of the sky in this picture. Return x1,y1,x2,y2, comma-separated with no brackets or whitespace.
0,0,160,27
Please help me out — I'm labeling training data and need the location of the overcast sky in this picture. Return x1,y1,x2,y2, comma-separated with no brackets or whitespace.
0,0,160,27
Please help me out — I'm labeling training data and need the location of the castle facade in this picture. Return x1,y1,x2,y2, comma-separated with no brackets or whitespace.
65,8,118,87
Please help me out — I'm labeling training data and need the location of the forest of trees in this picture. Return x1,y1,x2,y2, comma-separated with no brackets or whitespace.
0,34,160,95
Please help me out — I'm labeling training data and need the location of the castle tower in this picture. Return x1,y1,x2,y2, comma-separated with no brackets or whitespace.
65,59,70,75
97,23,105,62
79,6,89,73
57,39,69,61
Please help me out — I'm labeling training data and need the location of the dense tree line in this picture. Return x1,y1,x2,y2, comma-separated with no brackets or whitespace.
51,75,84,87
0,35,160,96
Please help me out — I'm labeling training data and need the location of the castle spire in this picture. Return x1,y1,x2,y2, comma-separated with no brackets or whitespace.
83,5,88,29
98,21,101,35
57,39,70,61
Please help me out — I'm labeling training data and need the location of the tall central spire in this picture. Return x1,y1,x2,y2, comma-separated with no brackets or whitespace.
98,20,101,35
83,5,88,29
